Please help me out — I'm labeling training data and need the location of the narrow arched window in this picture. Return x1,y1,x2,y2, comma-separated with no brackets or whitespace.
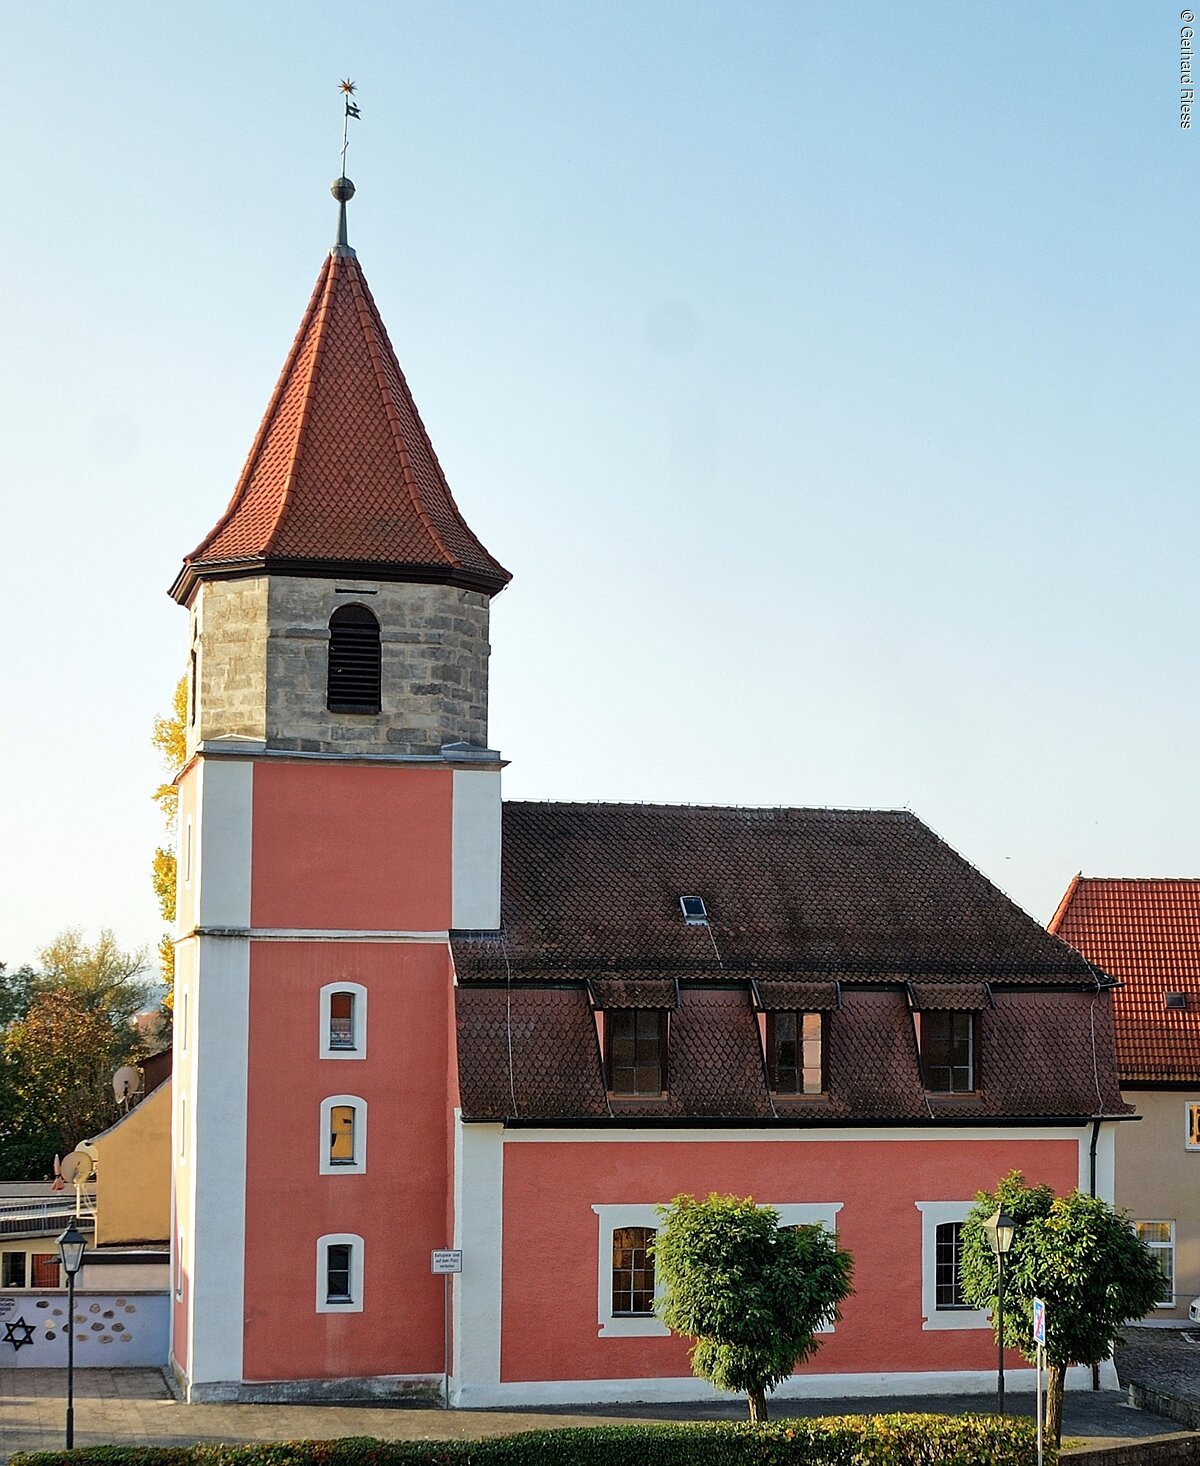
327,604,381,714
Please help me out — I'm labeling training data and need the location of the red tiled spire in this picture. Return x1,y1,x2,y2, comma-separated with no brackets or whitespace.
170,249,510,604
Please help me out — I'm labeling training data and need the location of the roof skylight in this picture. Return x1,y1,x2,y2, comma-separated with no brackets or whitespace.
680,896,708,925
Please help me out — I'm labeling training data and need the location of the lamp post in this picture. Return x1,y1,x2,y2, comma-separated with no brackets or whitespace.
983,1208,1016,1415
57,1224,87,1450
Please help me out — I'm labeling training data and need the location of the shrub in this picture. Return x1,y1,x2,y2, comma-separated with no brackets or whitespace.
11,1413,1050,1466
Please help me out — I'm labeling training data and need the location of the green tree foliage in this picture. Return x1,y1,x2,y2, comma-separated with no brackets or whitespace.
0,988,140,1178
653,1193,854,1422
0,961,38,1027
151,675,188,1003
37,928,151,1026
960,1171,1165,1446
0,931,152,1180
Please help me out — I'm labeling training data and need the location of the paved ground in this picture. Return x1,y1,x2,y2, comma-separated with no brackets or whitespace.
1117,1326,1200,1405
0,1369,1182,1462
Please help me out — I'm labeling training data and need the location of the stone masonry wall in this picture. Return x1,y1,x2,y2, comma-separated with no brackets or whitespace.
189,577,270,757
264,576,490,755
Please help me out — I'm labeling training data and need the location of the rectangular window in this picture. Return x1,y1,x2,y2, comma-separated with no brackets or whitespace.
329,992,356,1051
606,1010,666,1095
1136,1221,1176,1306
326,1243,353,1303
934,1221,968,1309
921,1011,975,1092
611,1226,656,1316
2,1251,27,1288
1186,1102,1200,1151
767,1011,824,1094
329,1104,356,1165
31,1253,60,1288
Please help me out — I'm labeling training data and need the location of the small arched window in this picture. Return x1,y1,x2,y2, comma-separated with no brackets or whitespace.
327,604,381,714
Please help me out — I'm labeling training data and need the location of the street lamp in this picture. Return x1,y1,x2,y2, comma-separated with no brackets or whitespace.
983,1208,1016,1415
57,1224,87,1450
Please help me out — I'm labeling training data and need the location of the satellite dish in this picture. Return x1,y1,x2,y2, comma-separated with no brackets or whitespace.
59,1152,93,1185
113,1066,142,1104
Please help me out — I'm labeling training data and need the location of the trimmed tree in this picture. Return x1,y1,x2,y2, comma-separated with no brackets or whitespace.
653,1193,854,1422
960,1171,1165,1445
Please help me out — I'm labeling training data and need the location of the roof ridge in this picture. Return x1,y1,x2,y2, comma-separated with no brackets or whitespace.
500,800,918,818
344,256,458,569
263,255,340,558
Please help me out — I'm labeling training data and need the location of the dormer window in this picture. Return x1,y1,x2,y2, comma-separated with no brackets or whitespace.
327,604,381,714
767,1011,825,1095
918,1012,976,1093
606,1010,668,1096
680,896,708,925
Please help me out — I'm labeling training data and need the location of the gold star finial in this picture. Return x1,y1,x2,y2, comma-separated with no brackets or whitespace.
339,79,356,96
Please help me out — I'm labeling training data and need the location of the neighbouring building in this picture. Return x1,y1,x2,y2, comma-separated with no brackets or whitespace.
1050,876,1200,1322
166,176,1135,1405
0,1052,172,1368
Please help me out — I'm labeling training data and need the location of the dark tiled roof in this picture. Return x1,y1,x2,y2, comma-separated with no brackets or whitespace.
171,251,510,604
753,979,839,1012
909,981,991,1011
1050,876,1200,1082
588,977,678,1010
453,803,1130,1125
454,804,1099,983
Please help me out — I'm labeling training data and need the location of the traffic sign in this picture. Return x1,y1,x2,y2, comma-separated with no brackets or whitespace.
431,1249,463,1274
1032,1296,1046,1345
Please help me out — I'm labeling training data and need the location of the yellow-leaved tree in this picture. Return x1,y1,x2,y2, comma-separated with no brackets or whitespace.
151,676,188,1007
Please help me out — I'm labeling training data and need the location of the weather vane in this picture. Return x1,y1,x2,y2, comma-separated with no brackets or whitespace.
339,79,361,178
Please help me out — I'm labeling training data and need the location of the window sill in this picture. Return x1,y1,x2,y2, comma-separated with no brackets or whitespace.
599,1315,670,1338
921,1306,991,1332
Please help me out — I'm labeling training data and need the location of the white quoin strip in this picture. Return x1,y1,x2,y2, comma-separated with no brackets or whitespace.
451,769,502,930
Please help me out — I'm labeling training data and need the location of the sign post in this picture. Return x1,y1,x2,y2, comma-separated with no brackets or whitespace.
1032,1297,1047,1466
431,1250,463,1410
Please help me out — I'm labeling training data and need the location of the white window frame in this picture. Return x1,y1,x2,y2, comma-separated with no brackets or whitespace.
319,1095,368,1176
916,1202,991,1331
592,1201,842,1339
1136,1220,1176,1308
1184,1101,1200,1151
316,1232,364,1313
319,982,368,1060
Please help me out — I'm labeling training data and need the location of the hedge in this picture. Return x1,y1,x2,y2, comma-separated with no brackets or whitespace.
11,1413,1051,1466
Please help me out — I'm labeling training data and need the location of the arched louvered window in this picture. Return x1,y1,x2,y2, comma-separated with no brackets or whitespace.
327,604,381,714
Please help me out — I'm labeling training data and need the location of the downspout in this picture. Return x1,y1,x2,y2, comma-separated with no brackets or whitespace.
1090,1115,1102,1390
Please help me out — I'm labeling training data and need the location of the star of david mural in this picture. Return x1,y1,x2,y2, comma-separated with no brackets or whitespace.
3,1316,35,1350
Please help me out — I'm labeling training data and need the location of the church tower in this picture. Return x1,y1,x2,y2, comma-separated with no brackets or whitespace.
168,173,509,1400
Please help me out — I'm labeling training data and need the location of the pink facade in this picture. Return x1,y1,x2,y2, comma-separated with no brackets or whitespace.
497,1136,1076,1385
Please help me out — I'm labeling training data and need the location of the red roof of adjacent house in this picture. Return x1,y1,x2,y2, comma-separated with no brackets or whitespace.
170,248,510,604
1049,877,1200,1083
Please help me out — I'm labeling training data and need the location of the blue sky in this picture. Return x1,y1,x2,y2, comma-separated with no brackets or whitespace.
1,2,1196,970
